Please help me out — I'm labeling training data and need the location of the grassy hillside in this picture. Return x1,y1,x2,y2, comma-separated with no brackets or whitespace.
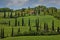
0,15,60,38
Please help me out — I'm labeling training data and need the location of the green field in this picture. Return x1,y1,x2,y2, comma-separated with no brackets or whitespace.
0,15,60,40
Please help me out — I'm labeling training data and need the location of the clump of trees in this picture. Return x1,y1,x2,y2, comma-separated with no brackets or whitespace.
0,8,13,12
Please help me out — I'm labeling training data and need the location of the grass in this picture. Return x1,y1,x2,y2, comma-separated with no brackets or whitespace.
0,15,60,40
1,35,60,40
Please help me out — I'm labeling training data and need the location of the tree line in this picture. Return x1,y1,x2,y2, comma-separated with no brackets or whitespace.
0,5,60,19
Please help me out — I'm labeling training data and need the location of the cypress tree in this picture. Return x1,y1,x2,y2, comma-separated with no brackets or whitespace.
10,11,13,18
28,18,31,31
44,12,45,16
4,11,6,18
33,9,36,15
18,21,20,26
1,28,4,38
2,28,4,38
24,12,26,16
9,20,10,26
23,12,25,16
11,27,14,37
22,18,24,26
15,18,17,26
47,9,49,13
8,12,10,17
46,24,48,32
44,22,48,32
57,27,60,33
21,12,23,17
38,9,40,15
1,28,2,38
15,12,17,16
37,18,39,26
37,18,39,31
18,13,20,17
44,23,46,31
17,27,20,35
52,20,54,31
28,18,30,26
35,19,39,32
34,9,37,15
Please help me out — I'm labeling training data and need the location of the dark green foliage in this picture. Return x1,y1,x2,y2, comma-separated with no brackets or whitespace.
21,12,24,17
44,12,45,16
1,28,4,38
57,27,60,33
11,27,14,37
17,27,20,34
15,18,17,26
44,22,48,32
28,18,30,26
52,20,54,31
18,13,20,17
15,12,17,16
22,18,24,26
28,18,31,31
0,8,13,12
9,20,10,26
24,13,26,16
10,11,13,18
8,12,10,17
33,8,36,15
21,12,23,16
18,21,20,26
4,11,6,18
35,18,39,32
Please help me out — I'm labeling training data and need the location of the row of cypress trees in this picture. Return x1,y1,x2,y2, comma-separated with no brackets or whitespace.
8,18,60,33
10,20,60,36
3,11,26,18
0,20,60,38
